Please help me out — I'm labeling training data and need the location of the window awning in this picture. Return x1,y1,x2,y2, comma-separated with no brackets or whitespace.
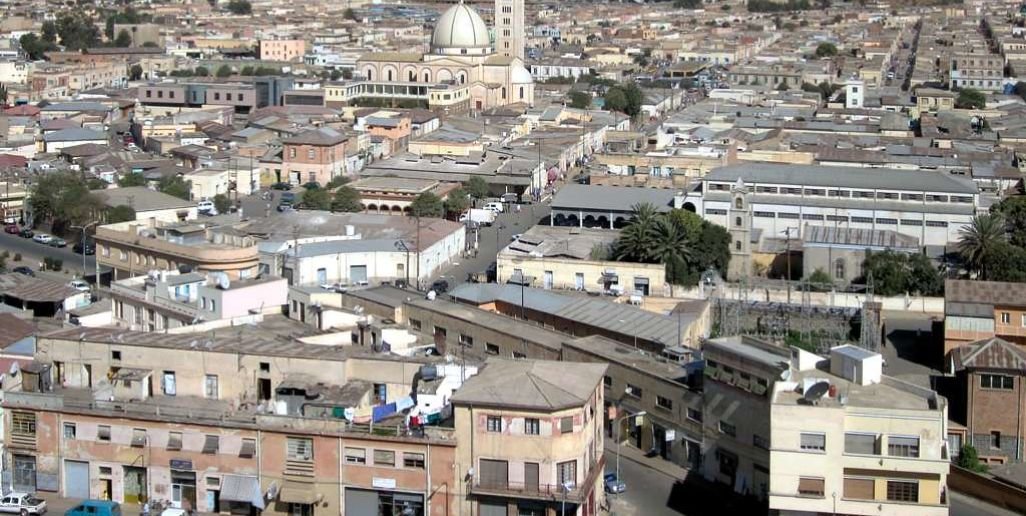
220,475,265,510
279,482,318,505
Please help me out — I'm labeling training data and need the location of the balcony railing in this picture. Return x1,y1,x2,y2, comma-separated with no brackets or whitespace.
470,456,604,503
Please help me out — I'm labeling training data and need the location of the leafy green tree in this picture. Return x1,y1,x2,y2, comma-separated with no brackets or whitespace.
568,91,591,109
86,178,108,190
27,170,104,232
808,268,832,285
331,186,362,212
213,194,231,214
326,175,350,189
603,88,628,115
464,176,490,205
158,175,192,200
240,65,254,76
613,203,662,261
957,444,988,473
41,21,58,43
983,241,1026,283
300,188,331,210
194,66,210,77
330,69,343,81
114,29,132,47
958,213,1005,279
673,0,702,7
55,11,102,51
226,0,252,15
343,7,358,20
859,251,943,296
129,64,143,80
215,64,232,78
991,196,1026,248
118,172,147,187
410,192,444,218
443,187,470,217
815,42,838,58
20,33,57,60
107,204,136,223
956,88,986,109
613,205,729,287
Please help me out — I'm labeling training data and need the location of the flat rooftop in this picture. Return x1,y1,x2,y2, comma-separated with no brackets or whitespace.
565,335,694,382
773,367,940,412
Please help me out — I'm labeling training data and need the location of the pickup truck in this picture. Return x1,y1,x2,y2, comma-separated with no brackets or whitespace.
459,209,496,227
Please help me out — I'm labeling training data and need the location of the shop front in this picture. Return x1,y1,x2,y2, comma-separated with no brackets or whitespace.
344,487,424,516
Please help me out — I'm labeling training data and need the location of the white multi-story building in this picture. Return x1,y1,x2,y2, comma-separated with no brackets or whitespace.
769,345,949,516
684,163,981,248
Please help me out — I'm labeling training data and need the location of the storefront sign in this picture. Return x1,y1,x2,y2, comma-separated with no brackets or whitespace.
170,459,193,470
372,478,396,489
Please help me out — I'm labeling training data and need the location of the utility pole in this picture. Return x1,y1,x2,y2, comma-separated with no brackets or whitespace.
415,213,421,290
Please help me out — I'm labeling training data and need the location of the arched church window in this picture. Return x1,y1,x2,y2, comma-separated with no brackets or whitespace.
735,198,743,209
501,87,506,100
519,87,524,99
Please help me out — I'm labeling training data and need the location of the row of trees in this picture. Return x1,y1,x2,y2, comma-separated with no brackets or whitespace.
610,204,731,290
294,176,493,219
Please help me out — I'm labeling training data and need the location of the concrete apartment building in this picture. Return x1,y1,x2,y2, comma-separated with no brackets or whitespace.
259,39,307,62
769,346,950,516
452,359,607,516
943,280,1026,357
94,220,261,283
109,270,287,332
951,337,1026,465
281,127,349,185
686,163,981,248
949,52,1004,91
6,326,459,515
138,82,258,114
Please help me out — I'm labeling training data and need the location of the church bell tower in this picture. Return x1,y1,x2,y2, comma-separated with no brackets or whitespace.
494,0,524,60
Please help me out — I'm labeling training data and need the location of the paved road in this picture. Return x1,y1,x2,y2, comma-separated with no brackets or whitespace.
0,230,96,276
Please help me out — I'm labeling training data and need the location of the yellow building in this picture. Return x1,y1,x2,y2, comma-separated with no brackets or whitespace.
0,181,28,224
452,359,607,516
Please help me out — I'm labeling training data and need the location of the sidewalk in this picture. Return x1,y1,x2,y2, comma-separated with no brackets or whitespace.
603,438,690,481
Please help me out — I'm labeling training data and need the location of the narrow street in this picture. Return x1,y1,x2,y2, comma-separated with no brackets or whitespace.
0,230,96,277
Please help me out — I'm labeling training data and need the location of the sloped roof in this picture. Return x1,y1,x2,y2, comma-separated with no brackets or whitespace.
283,127,348,146
0,314,34,348
450,358,606,410
953,337,1026,372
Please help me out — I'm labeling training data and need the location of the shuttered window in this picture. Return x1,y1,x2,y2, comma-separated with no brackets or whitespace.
239,438,256,458
202,435,219,454
843,477,875,500
287,437,313,461
131,429,146,447
373,449,395,466
479,459,508,489
98,425,111,442
844,433,878,455
888,436,920,458
344,448,366,464
797,477,825,497
886,480,918,502
800,433,825,451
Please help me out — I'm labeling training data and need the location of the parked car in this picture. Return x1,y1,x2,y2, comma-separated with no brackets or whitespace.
18,228,33,238
271,182,292,191
0,492,47,515
64,501,120,516
197,200,215,213
429,279,450,294
3,224,19,234
483,201,504,213
276,204,294,213
32,233,52,244
500,192,519,203
68,280,90,292
12,266,34,276
604,472,626,494
48,237,67,248
73,241,95,255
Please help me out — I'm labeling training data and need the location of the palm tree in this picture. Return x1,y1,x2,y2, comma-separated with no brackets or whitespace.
614,203,660,262
958,213,1005,280
649,216,693,267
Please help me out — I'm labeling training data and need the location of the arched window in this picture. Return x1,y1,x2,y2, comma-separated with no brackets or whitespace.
409,71,415,82
735,217,742,227
501,87,506,100
735,240,742,251
366,69,373,81
423,71,430,82
834,259,846,280
387,69,393,81
519,86,524,99
735,198,743,209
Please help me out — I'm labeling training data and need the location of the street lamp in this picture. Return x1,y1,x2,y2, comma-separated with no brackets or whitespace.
71,221,99,281
615,410,646,486
560,481,574,516
394,240,411,288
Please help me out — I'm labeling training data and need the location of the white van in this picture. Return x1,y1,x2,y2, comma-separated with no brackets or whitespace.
483,202,504,213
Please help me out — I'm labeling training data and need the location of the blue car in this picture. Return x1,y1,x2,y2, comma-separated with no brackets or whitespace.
604,472,626,494
64,501,120,516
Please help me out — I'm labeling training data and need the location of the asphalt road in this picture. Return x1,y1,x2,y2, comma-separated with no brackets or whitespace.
0,230,96,276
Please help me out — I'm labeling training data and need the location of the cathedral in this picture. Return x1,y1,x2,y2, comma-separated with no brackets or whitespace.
357,0,535,110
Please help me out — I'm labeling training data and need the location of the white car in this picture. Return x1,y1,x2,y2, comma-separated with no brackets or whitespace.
197,201,218,215
68,280,90,292
0,493,47,515
32,233,52,244
483,202,504,213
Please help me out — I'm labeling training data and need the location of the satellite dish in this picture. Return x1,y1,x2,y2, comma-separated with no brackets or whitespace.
803,381,831,403
212,272,230,290
8,362,19,376
780,369,792,381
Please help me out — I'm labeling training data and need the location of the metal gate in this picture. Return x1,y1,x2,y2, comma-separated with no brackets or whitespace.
349,265,368,285
12,455,36,493
64,460,89,499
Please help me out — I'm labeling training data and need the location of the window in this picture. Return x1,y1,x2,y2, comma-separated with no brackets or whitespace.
718,421,736,437
560,416,574,433
98,425,111,442
260,362,270,373
167,432,182,450
487,416,502,432
459,334,473,347
434,326,447,338
734,198,743,209
307,149,315,160
403,452,425,468
486,343,499,355
112,350,122,361
800,432,826,452
214,92,220,101
556,460,577,487
735,241,742,251
625,383,642,399
204,375,218,399
798,477,825,497
888,436,920,458
991,431,1002,449
717,450,737,475
844,433,879,455
656,396,673,410
1022,313,1026,327
886,480,918,502
512,351,526,359
525,418,540,435
63,423,76,439
734,216,742,227
203,435,219,454
980,374,1014,390
373,449,395,466
344,447,366,464
287,437,313,461
686,408,703,422
11,411,36,436
409,319,422,330
834,259,846,280
603,375,612,387
226,93,232,101
1001,312,1011,324
240,438,256,458
753,434,769,450
844,477,875,500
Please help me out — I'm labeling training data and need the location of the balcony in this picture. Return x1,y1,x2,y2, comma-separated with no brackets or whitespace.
469,456,604,503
